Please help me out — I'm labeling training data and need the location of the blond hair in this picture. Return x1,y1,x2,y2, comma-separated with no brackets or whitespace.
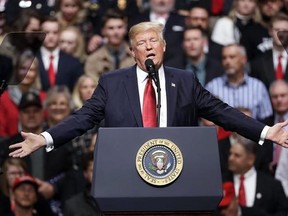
60,26,87,63
72,74,97,109
128,22,166,47
228,0,262,24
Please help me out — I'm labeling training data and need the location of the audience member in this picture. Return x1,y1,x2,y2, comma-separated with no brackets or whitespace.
55,0,94,46
211,0,271,62
9,175,39,216
85,8,134,81
264,80,288,175
251,13,288,89
59,26,87,63
275,142,288,197
219,134,288,216
205,43,273,120
259,0,284,28
72,74,97,110
36,16,83,92
71,75,98,170
186,6,210,34
130,0,186,68
9,8,42,33
63,152,101,216
0,158,53,216
181,26,224,86
0,56,45,137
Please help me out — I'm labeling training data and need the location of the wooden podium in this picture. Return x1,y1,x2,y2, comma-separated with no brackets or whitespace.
91,127,222,215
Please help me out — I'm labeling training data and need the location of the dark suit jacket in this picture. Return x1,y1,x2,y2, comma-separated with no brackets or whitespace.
129,11,186,68
37,51,84,92
222,171,288,216
250,50,288,89
181,55,224,85
47,65,265,148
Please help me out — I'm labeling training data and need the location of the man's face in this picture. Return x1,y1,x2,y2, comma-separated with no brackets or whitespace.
102,18,127,47
59,30,78,54
270,83,288,115
260,0,283,17
13,184,37,209
60,0,80,22
228,143,254,174
188,8,209,30
41,21,59,50
236,0,257,16
222,46,246,76
25,17,41,32
19,106,44,132
130,29,166,71
270,20,288,48
150,0,175,14
183,29,206,59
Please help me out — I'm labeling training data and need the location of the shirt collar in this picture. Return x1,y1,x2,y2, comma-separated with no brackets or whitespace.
40,47,60,58
223,73,248,87
136,64,165,83
235,166,256,180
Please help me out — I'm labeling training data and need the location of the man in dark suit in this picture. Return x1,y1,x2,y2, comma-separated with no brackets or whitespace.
182,26,224,86
8,21,288,159
250,13,288,90
37,17,83,92
219,135,288,216
129,0,186,68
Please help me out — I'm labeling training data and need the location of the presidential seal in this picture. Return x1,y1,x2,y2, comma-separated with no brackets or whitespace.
135,139,183,186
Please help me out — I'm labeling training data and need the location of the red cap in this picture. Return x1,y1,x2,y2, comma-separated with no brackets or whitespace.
13,175,38,191
219,181,235,207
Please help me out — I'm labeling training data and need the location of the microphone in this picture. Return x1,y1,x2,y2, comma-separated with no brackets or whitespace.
145,59,157,80
144,59,161,127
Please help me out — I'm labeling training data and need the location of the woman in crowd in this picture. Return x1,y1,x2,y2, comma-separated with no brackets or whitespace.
0,56,45,137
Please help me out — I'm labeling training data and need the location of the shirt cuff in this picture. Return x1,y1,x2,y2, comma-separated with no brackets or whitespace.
259,125,270,145
40,131,54,152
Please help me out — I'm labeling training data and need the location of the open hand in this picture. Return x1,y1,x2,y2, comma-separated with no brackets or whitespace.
266,120,288,148
9,132,46,158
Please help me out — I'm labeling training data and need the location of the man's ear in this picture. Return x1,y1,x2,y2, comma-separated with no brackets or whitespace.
163,40,166,52
130,46,136,58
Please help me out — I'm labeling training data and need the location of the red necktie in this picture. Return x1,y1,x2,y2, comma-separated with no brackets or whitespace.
143,77,157,127
275,54,283,80
48,54,55,85
238,175,246,206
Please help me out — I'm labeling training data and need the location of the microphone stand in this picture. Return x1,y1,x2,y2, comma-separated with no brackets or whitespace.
151,71,161,127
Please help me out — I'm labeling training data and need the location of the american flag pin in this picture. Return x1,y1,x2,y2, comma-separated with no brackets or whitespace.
171,83,176,87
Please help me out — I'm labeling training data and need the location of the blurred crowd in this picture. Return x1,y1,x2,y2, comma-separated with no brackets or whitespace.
0,0,288,215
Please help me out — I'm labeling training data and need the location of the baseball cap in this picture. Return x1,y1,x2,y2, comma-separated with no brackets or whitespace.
13,175,38,191
219,181,235,207
18,91,42,110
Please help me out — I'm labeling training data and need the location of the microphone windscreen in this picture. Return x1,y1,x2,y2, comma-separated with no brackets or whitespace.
145,59,155,71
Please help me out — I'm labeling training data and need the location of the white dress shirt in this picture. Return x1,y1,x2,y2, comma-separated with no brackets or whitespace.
136,65,167,127
234,167,257,207
40,47,60,74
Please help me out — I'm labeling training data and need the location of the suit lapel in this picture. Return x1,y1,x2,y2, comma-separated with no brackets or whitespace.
123,66,143,127
164,67,177,126
37,53,49,89
265,51,276,83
